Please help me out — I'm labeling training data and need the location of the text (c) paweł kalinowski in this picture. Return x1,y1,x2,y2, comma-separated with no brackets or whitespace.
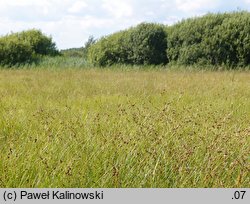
20,190,104,200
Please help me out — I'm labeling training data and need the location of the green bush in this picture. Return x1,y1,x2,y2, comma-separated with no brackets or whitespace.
18,29,59,56
167,11,250,67
88,23,168,66
0,36,33,66
127,23,168,65
216,12,250,66
88,31,128,66
0,29,59,66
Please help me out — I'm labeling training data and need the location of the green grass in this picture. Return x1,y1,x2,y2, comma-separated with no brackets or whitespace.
0,68,249,187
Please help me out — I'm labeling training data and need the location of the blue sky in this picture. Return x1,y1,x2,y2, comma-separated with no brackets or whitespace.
0,0,250,49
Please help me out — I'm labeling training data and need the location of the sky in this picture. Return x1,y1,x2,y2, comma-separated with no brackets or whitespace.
0,0,250,49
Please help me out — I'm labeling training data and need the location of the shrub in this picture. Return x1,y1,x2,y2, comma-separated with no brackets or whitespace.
0,29,59,66
0,36,33,66
18,29,59,56
216,12,250,66
167,11,250,67
127,23,168,65
88,23,168,66
88,31,129,66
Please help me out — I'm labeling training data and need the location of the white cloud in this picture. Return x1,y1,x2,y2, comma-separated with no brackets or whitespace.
0,0,249,49
163,16,180,26
0,0,44,6
68,1,88,14
102,0,133,18
175,0,219,13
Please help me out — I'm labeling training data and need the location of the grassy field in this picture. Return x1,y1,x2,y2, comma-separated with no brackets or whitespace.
0,68,249,188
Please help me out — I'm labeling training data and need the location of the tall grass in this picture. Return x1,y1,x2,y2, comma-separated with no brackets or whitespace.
0,68,249,187
3,56,91,70
36,56,89,69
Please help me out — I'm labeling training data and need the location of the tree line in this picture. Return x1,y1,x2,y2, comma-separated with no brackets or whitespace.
0,11,250,67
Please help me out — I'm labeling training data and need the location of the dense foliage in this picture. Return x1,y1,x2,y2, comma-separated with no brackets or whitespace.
0,29,58,66
88,11,250,67
167,11,250,66
0,37,34,65
88,23,168,66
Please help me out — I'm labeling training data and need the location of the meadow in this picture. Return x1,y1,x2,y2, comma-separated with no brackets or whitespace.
0,67,249,188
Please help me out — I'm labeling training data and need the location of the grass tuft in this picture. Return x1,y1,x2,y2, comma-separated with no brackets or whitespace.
0,68,249,187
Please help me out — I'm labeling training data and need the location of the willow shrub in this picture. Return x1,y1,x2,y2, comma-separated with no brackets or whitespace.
0,29,59,66
88,23,168,66
0,35,34,66
167,11,250,67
